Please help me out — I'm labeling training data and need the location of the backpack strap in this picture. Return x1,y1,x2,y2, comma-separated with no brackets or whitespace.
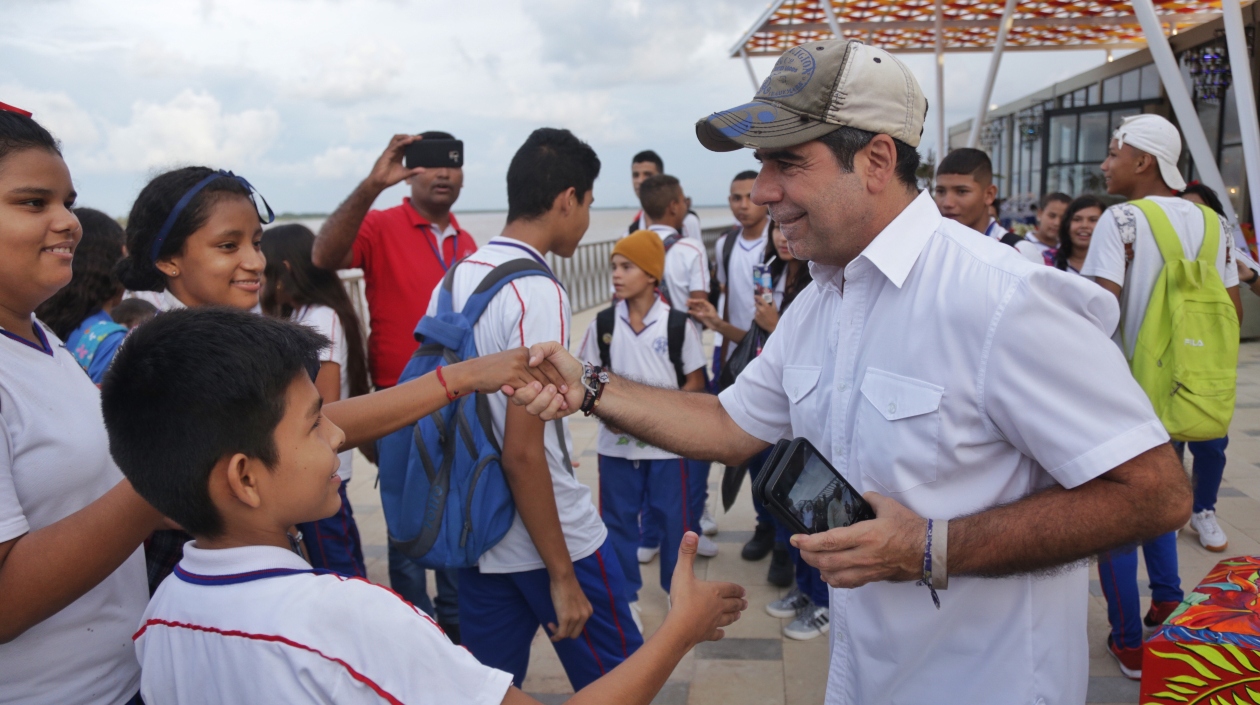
663,233,682,252
595,307,615,369
418,258,558,347
1195,203,1221,265
666,309,688,388
1000,232,1023,248
1131,199,1194,264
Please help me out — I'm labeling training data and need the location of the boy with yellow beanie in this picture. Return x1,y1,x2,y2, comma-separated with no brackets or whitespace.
577,230,711,627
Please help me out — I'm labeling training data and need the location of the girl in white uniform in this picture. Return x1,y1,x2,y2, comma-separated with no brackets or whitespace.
0,106,159,705
262,223,371,576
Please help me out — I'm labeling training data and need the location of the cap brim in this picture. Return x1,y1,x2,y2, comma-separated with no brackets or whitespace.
1157,158,1188,192
696,101,840,152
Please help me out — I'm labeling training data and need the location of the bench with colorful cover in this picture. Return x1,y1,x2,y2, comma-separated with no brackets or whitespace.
1141,556,1260,703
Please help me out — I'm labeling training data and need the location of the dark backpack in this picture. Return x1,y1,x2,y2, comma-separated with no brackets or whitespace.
708,227,741,307
375,258,565,569
595,306,688,388
1000,231,1024,248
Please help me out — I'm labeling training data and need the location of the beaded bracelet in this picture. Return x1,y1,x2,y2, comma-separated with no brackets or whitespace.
917,519,942,610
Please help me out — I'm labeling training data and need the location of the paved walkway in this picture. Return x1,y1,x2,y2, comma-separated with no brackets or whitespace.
345,309,1260,705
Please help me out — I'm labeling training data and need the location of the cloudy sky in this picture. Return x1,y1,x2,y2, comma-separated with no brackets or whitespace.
4,0,1118,219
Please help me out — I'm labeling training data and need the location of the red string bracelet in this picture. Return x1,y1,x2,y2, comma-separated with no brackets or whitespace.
435,365,459,401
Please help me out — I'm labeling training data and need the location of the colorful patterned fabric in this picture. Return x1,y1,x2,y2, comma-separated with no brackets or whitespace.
66,310,127,383
1141,556,1260,700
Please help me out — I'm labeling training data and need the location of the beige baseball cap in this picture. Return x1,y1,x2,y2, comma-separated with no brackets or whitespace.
697,39,927,152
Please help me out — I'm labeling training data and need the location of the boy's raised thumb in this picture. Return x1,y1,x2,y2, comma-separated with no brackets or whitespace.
674,531,699,581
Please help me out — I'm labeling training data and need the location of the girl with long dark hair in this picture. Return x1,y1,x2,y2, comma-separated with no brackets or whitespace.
262,223,371,577
35,207,128,382
1054,195,1106,274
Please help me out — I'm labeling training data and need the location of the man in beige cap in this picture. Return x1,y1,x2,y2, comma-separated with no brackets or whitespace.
509,40,1190,703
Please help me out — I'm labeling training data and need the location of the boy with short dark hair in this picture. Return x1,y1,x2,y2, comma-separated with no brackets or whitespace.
578,230,708,628
638,175,710,312
933,148,1007,240
101,307,747,704
628,151,701,241
1015,192,1072,264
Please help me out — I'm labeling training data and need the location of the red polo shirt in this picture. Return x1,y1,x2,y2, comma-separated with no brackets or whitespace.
352,198,477,387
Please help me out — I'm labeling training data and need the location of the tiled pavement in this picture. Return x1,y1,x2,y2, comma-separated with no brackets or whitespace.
344,308,1260,704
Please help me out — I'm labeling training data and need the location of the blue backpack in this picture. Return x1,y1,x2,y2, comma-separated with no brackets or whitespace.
376,258,559,569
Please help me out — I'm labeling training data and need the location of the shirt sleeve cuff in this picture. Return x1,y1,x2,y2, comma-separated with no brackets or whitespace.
1047,419,1170,489
471,669,515,705
718,387,789,445
0,515,30,544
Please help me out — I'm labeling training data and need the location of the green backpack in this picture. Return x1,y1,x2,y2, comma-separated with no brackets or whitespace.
1128,199,1238,442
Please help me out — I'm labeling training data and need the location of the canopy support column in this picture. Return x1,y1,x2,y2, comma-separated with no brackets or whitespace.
935,0,945,165
967,0,1018,148
1131,0,1238,224
1222,0,1259,231
820,0,842,37
740,48,760,91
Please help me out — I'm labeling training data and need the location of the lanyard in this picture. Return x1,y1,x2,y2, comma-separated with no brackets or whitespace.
0,323,53,356
422,224,455,272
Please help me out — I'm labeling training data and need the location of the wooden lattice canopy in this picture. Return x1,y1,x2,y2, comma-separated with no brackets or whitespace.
734,0,1227,55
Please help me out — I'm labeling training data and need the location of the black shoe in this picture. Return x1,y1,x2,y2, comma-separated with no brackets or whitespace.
440,622,461,645
767,543,793,587
741,522,776,561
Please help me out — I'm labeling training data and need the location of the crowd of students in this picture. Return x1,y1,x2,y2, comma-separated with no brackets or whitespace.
1,82,1252,703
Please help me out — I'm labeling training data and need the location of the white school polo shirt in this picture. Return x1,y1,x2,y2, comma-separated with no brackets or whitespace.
292,304,355,481
716,222,769,346
634,210,702,243
718,190,1168,705
577,297,706,460
647,224,709,309
135,542,513,704
426,237,607,573
1080,196,1238,358
0,318,147,705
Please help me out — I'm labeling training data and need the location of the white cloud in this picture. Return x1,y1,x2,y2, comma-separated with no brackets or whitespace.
290,44,406,105
0,83,100,149
91,89,280,171
308,145,376,179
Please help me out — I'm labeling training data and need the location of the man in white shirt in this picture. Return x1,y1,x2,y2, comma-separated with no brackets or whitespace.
1014,192,1071,264
514,39,1191,705
933,148,1009,241
628,150,701,241
712,170,770,364
431,127,642,690
1080,113,1242,680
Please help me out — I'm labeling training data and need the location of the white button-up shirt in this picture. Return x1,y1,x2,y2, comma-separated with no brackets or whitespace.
719,190,1168,705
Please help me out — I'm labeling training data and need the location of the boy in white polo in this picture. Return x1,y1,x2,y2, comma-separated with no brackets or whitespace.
638,174,709,311
577,230,709,623
101,308,747,705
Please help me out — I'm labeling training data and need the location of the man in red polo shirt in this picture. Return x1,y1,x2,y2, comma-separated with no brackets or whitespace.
312,131,474,639
313,131,477,388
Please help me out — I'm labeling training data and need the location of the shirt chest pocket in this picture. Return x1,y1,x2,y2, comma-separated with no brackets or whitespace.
854,368,943,494
783,365,823,433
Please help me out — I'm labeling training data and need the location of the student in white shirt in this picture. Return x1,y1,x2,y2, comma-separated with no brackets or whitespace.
933,148,1009,241
1050,195,1104,274
429,128,646,689
628,150,701,242
0,106,159,705
1082,114,1242,679
1014,192,1071,265
514,39,1192,705
577,230,709,627
100,306,746,705
262,223,371,580
709,170,770,365
637,174,709,310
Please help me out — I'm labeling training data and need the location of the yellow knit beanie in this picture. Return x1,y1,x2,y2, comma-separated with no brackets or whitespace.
612,229,666,283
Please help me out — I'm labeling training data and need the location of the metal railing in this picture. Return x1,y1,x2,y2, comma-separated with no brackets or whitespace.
338,224,734,330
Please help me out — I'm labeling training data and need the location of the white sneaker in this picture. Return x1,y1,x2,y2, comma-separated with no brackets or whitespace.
700,510,718,536
637,545,660,564
1190,509,1229,552
628,600,644,633
766,589,811,619
783,604,830,640
696,535,719,557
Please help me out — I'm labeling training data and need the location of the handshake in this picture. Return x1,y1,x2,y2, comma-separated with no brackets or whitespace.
462,342,593,420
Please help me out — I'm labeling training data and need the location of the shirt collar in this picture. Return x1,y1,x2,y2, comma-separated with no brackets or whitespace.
616,295,668,325
648,224,678,239
160,289,188,312
178,541,311,577
808,190,940,291
402,198,461,238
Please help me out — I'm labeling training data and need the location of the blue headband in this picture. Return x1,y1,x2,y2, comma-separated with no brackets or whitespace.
149,170,275,263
